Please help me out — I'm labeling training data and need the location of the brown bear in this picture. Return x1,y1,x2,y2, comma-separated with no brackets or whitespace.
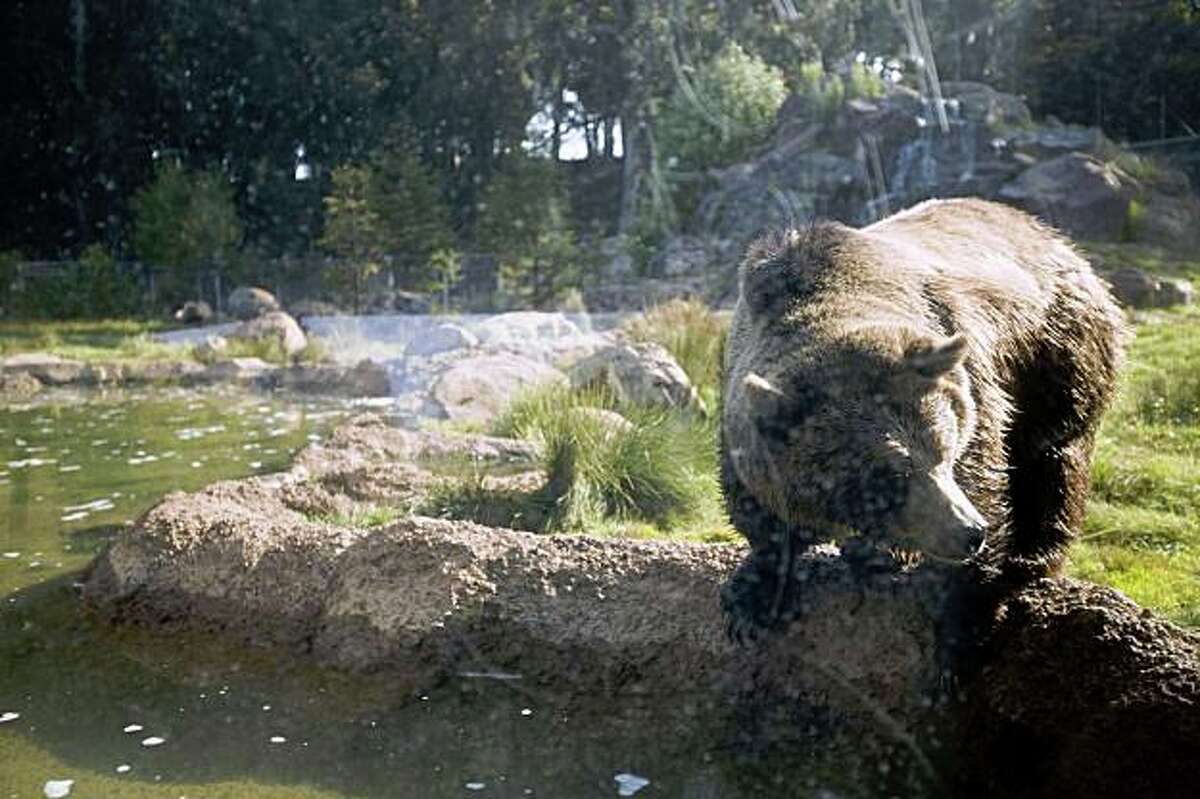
720,197,1126,637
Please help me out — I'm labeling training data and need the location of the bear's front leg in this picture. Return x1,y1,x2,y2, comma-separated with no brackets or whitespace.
722,536,808,645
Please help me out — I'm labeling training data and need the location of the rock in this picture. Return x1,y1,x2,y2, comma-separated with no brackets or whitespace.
960,578,1200,798
173,300,213,325
192,334,228,363
230,311,308,358
999,153,1136,241
0,353,87,385
472,312,581,348
566,406,635,437
273,360,391,397
404,323,478,358
1105,267,1159,309
1134,165,1200,250
200,357,277,383
1157,278,1194,308
430,354,567,422
0,371,43,399
228,286,281,320
1104,268,1195,310
569,343,704,413
117,361,206,386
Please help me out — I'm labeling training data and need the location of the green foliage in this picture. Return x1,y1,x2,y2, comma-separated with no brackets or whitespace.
488,385,725,534
131,162,242,303
846,61,886,100
475,157,582,308
656,42,788,171
5,245,143,320
428,248,462,311
319,165,385,314
367,127,457,292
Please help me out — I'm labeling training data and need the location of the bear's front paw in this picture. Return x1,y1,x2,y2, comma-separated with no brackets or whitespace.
721,555,786,646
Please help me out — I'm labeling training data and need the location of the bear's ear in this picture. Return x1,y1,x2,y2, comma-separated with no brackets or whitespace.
903,334,969,379
742,372,786,416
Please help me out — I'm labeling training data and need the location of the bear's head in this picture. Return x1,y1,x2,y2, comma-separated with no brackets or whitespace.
725,330,988,561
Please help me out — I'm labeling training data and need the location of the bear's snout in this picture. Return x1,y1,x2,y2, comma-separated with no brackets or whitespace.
900,470,989,560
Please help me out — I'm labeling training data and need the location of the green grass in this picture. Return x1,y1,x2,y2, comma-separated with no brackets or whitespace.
428,384,734,541
1064,303,1200,626
0,318,331,367
0,319,190,363
308,504,405,529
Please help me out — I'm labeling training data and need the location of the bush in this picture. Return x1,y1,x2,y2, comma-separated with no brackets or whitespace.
475,157,583,308
492,385,721,533
656,42,788,171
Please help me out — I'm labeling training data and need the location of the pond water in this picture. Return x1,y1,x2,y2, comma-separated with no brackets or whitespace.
0,388,927,798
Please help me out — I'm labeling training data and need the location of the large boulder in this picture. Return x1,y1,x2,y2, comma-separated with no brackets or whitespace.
999,153,1136,241
228,286,281,320
230,311,308,358
472,311,582,347
569,342,704,414
403,323,478,358
430,354,567,422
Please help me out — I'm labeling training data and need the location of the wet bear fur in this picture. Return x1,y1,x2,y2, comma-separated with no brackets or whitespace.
720,198,1126,637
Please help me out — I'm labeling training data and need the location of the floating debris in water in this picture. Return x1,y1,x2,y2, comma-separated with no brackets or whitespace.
7,457,56,469
127,454,159,466
63,498,115,515
60,512,88,523
465,782,486,791
614,773,650,796
58,465,81,473
269,736,287,744
520,708,533,717
140,736,165,747
43,779,74,798
122,724,143,733
0,712,20,723
115,765,131,774
2,552,19,559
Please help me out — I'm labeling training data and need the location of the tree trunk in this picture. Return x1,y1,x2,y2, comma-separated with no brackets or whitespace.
617,110,643,235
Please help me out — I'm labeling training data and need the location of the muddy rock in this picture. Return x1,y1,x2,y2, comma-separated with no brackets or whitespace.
82,416,1200,798
569,342,705,413
0,370,43,399
1,352,87,385
430,354,567,423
